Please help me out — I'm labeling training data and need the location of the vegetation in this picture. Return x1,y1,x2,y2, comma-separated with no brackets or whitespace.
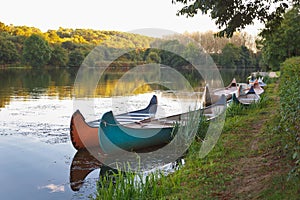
95,167,179,200
0,22,153,68
279,57,300,176
172,0,300,37
183,31,259,68
211,43,257,69
0,35,19,64
259,6,300,70
22,34,52,67
172,1,300,71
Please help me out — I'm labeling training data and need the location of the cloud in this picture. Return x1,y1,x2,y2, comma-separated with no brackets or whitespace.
38,184,65,193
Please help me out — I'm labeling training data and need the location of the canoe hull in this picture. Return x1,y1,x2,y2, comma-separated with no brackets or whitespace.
70,110,100,150
233,86,260,105
99,111,174,153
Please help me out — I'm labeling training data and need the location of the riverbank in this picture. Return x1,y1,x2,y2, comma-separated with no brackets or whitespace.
94,80,300,199
165,80,299,199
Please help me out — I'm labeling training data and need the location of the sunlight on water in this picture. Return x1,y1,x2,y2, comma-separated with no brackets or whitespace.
0,68,252,199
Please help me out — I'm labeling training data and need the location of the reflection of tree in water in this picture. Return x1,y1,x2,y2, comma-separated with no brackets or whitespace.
0,67,253,109
0,68,77,108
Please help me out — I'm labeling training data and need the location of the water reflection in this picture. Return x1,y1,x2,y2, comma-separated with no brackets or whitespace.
69,148,184,192
0,67,254,109
70,149,103,191
38,184,65,193
0,68,76,108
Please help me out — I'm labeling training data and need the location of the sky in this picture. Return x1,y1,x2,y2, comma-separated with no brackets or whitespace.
0,0,263,35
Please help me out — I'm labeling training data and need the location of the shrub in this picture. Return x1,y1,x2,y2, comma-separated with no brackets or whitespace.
280,57,300,176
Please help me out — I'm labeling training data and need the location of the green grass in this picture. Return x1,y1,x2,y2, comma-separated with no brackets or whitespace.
258,175,300,200
94,165,182,200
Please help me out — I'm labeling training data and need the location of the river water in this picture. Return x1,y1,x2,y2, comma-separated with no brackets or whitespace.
0,67,253,199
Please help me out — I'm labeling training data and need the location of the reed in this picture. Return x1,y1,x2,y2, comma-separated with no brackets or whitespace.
95,165,181,200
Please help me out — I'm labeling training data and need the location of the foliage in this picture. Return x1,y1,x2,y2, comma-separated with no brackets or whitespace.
219,43,241,68
172,0,300,37
0,36,19,64
279,57,300,176
184,31,256,54
48,44,68,67
0,22,153,67
22,34,52,67
67,49,85,67
211,43,256,68
226,102,246,117
259,6,300,70
145,51,161,63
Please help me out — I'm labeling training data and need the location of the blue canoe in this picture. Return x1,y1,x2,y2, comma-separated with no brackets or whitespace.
98,111,175,153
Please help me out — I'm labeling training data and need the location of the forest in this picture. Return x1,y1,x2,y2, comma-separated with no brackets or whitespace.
0,21,260,69
1,5,299,70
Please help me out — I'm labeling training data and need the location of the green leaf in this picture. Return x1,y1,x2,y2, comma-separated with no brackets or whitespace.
292,152,298,160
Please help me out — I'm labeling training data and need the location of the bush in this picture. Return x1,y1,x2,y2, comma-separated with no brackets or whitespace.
280,57,300,176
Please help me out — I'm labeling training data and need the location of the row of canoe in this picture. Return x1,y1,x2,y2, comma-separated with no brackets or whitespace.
69,77,267,153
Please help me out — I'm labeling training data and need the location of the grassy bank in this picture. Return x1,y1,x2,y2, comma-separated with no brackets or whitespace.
167,81,299,199
95,80,300,199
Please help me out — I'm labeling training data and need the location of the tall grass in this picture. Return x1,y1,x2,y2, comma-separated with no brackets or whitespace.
226,102,246,117
196,115,209,141
95,164,181,200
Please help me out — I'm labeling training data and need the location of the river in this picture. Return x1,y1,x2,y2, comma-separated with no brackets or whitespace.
0,67,254,199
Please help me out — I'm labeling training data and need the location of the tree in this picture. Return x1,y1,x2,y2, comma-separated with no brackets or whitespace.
68,49,85,67
239,45,252,68
61,41,77,51
183,42,203,65
45,30,61,43
48,44,68,67
172,0,300,37
184,31,256,54
0,36,19,64
22,34,52,67
219,43,241,68
146,51,161,63
157,40,188,67
260,6,300,70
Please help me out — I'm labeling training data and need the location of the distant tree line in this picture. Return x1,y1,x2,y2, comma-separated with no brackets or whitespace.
0,22,261,69
183,31,260,69
0,22,153,67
